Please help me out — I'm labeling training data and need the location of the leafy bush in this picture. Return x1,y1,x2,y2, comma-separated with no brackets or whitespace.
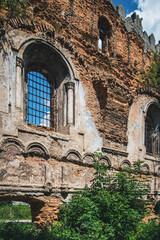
0,223,39,240
134,220,160,240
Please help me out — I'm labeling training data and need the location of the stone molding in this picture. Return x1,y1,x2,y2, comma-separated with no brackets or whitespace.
16,57,24,68
5,17,55,36
102,147,128,157
137,87,160,99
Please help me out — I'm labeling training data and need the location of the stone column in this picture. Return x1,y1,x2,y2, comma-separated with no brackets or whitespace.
65,82,75,125
16,57,24,109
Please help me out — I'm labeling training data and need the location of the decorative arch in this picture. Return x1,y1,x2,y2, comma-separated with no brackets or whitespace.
17,38,76,80
26,142,49,156
144,101,160,113
120,160,131,169
99,156,111,168
66,150,82,162
83,153,95,165
142,164,150,174
0,137,25,153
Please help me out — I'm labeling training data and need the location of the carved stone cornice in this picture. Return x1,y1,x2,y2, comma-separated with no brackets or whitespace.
65,82,75,91
102,147,128,157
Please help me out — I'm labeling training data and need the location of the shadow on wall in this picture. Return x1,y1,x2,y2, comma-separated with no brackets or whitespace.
93,80,108,110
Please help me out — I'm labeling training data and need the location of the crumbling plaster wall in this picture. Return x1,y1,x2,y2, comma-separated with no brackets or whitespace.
127,91,160,195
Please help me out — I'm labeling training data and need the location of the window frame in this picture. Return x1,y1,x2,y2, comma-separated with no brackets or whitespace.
145,103,160,157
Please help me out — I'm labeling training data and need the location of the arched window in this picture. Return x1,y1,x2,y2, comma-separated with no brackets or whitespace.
98,16,111,52
27,71,51,127
145,103,160,157
23,41,74,131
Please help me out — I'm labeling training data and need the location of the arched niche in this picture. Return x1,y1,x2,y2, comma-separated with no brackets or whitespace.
83,153,95,165
120,160,131,170
99,156,111,168
66,150,82,162
26,142,49,157
98,16,112,53
0,137,24,154
142,164,150,174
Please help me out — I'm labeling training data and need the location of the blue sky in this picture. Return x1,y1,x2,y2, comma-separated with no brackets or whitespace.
112,0,160,43
113,0,138,15
27,71,51,127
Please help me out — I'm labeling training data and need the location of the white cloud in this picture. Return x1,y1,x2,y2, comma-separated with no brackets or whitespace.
40,111,50,127
129,0,160,43
39,98,50,127
44,99,50,107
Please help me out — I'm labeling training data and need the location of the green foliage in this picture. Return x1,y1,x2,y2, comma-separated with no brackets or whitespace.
134,220,160,240
0,0,29,18
143,51,160,90
0,201,12,207
0,223,39,240
56,159,152,240
0,203,31,220
155,201,160,216
1,220,160,240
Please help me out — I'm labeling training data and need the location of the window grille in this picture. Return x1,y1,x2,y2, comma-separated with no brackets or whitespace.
145,105,160,157
145,116,153,155
153,125,160,157
27,71,51,127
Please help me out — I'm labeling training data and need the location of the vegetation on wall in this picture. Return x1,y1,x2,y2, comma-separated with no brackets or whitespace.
0,0,29,17
1,158,160,239
143,51,160,90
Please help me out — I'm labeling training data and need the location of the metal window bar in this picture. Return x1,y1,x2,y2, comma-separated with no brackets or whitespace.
145,118,153,155
27,71,51,127
152,126,160,157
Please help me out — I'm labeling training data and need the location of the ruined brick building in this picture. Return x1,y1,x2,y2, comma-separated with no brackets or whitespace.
0,0,160,224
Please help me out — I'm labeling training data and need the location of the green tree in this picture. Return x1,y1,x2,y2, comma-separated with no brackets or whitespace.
143,51,160,90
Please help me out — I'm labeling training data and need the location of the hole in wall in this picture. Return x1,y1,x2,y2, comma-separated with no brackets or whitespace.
61,192,68,200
